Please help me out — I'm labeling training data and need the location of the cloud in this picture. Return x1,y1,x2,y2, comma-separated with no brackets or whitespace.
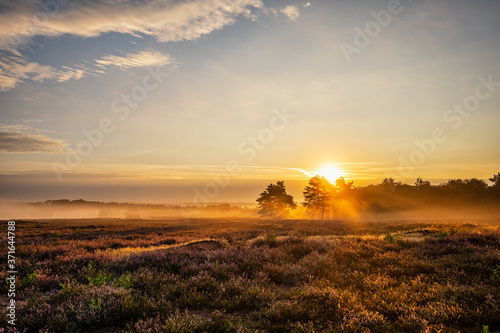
0,0,263,53
95,50,174,69
0,72,18,91
0,55,87,91
280,5,300,20
0,0,261,90
0,131,68,153
0,50,173,90
0,123,47,134
0,56,54,90
57,66,86,82
0,123,68,153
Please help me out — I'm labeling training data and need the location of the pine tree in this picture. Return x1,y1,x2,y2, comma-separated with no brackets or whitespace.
302,175,335,220
490,172,500,189
256,181,296,217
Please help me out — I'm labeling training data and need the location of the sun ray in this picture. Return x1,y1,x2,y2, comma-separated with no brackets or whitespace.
316,163,344,183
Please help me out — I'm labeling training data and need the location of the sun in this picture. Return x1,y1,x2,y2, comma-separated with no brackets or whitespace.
316,164,344,183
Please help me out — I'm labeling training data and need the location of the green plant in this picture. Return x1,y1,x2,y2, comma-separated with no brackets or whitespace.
490,260,500,283
86,261,112,286
383,233,396,243
85,261,94,272
27,270,38,285
91,298,103,312
434,227,458,238
58,280,77,296
59,282,68,292
88,270,112,287
114,272,132,289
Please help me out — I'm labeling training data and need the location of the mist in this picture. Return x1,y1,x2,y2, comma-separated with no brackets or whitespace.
2,200,499,225
0,201,259,220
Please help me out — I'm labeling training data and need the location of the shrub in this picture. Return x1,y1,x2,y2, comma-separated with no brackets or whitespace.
383,233,396,243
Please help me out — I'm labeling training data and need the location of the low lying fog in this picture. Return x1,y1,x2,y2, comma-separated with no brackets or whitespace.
1,200,499,224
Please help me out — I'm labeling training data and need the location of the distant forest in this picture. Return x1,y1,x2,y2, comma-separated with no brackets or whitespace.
22,172,500,220
257,173,500,219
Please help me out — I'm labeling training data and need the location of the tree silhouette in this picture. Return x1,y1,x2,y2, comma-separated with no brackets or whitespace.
335,177,354,194
302,175,335,220
415,177,431,190
256,181,296,217
490,172,500,189
444,178,488,195
379,177,404,192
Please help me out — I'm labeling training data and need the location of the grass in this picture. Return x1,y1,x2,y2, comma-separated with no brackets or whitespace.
1,217,499,332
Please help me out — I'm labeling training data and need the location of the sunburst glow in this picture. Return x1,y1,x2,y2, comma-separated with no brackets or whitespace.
316,164,344,183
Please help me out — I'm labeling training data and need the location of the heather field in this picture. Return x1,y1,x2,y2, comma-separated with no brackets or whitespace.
1,217,500,332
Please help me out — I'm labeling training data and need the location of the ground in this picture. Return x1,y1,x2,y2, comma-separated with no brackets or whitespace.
1,217,499,332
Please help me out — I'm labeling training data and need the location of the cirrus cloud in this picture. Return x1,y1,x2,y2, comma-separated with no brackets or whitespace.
0,0,263,91
0,0,263,53
0,55,88,91
0,131,69,153
95,50,174,69
0,123,69,153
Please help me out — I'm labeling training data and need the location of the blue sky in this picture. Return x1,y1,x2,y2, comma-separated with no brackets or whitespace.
0,0,499,203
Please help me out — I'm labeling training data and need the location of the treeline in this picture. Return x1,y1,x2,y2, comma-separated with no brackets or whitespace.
24,172,500,220
35,200,248,211
257,173,500,219
27,200,255,219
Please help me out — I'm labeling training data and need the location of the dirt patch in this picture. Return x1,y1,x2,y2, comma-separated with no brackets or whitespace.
180,240,223,250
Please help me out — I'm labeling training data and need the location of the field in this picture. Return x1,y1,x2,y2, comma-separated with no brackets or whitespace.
1,217,500,332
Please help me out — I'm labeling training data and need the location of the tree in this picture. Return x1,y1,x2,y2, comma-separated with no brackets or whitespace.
379,177,403,192
490,172,500,189
302,175,335,220
415,177,431,190
256,181,296,217
464,178,488,191
335,177,354,194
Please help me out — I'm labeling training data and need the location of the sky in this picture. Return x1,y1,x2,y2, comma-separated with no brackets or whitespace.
0,0,499,204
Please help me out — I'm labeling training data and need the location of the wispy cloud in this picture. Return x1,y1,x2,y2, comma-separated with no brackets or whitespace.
0,55,87,91
57,66,86,82
0,123,68,153
0,0,262,90
0,132,68,153
0,0,263,52
266,5,301,21
280,5,300,21
0,50,173,90
0,123,47,134
95,50,174,69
